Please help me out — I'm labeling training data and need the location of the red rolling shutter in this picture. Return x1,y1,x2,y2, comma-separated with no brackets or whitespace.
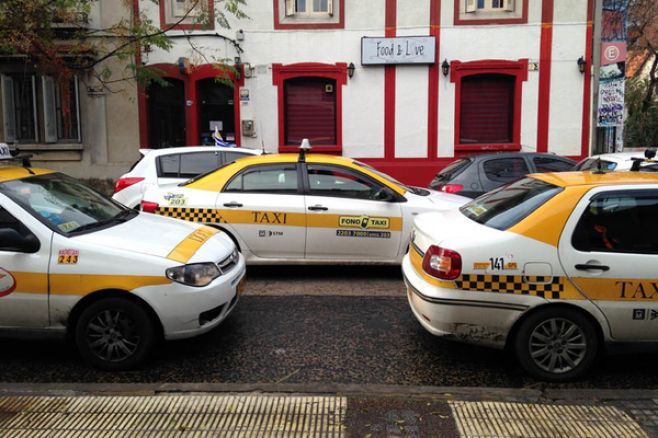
284,77,337,146
460,74,515,144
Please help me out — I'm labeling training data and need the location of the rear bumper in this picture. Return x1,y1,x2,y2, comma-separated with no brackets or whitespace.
402,253,533,349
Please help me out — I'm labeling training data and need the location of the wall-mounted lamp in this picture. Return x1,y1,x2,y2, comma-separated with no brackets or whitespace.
441,59,450,77
347,62,355,79
234,56,242,80
236,29,245,41
577,56,586,74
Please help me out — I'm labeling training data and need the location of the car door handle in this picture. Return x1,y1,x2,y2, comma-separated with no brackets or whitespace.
575,264,610,271
308,205,328,211
223,202,243,208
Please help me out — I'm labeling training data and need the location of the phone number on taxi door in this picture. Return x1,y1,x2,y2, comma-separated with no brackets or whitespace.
336,230,391,239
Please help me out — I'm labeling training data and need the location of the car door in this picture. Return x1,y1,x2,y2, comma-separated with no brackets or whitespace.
303,163,402,261
216,163,306,259
558,187,658,341
480,158,530,194
0,199,50,327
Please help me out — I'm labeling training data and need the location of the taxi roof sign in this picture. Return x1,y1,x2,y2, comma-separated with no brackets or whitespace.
0,143,11,160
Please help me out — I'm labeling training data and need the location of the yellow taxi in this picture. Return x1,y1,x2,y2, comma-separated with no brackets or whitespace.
0,145,245,370
403,169,658,381
141,147,469,264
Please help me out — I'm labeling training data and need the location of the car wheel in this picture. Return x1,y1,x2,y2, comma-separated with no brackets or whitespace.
514,307,598,382
75,298,155,371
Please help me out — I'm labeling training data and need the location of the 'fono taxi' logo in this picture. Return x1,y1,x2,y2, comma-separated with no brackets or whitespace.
338,215,390,229
0,268,17,298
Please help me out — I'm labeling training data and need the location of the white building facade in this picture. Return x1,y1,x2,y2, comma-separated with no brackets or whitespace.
0,0,597,186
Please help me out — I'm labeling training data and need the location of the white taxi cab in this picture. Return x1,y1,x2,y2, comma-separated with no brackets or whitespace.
0,148,245,370
403,170,658,381
140,147,470,264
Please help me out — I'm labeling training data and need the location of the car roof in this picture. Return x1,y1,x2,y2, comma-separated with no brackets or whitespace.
0,166,54,183
532,170,658,187
139,146,261,157
465,152,575,162
184,153,407,195
582,151,647,163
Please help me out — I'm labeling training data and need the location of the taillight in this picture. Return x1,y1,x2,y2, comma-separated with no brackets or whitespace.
422,245,462,280
114,177,144,193
140,201,159,213
439,184,464,194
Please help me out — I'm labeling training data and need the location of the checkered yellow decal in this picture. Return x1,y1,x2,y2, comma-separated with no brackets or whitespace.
156,207,228,224
455,274,564,299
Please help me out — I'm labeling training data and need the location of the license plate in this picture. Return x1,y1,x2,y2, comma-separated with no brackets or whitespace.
237,277,246,296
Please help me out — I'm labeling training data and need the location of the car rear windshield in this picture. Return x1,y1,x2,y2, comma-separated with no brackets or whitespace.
434,159,471,181
577,158,617,171
460,177,562,230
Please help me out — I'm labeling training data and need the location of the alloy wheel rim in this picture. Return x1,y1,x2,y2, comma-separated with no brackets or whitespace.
528,317,587,374
86,309,140,362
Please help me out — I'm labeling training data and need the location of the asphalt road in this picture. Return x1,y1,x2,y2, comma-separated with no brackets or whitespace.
1,266,657,388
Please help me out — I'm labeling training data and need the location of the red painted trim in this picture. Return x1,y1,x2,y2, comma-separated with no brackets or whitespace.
450,59,529,152
138,63,242,148
536,0,554,153
272,0,345,29
581,0,594,158
427,0,441,159
384,0,396,159
271,62,347,153
159,0,215,30
453,0,528,25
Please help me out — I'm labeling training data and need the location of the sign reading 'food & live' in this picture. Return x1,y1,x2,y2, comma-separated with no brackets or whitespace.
361,36,436,65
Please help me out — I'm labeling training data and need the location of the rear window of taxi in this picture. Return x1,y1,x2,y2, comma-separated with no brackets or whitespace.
460,177,563,230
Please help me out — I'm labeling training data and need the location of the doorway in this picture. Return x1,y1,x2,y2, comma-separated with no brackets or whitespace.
197,79,235,145
147,79,186,149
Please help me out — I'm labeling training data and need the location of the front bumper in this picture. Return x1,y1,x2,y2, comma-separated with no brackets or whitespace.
402,253,534,349
136,253,247,340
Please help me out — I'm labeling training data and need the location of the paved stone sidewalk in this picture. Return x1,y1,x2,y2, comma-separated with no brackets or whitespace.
0,386,656,437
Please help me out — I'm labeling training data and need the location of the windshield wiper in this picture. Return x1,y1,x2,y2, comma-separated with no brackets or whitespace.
70,209,137,234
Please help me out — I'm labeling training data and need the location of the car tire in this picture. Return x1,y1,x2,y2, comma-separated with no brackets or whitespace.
75,297,155,371
514,307,599,382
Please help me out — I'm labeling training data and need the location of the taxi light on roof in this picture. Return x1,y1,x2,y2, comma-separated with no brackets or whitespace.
114,177,144,193
422,245,462,280
141,201,159,213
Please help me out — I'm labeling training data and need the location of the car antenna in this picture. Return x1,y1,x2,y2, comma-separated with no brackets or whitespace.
298,138,312,163
259,120,267,155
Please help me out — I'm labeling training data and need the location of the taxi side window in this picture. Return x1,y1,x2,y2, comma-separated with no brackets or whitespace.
0,207,34,238
306,165,382,200
224,164,298,194
572,193,658,254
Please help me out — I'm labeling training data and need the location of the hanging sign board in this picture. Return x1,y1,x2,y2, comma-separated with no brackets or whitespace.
361,36,436,65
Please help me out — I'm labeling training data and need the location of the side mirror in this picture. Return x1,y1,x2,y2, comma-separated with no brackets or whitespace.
374,187,397,202
0,228,40,253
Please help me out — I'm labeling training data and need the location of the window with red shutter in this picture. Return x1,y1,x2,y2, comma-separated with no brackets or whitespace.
284,77,337,146
459,74,514,144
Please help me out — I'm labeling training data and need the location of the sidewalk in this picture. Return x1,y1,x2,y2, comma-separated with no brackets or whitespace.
0,384,656,437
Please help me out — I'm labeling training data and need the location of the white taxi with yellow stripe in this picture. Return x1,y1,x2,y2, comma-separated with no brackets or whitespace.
403,171,658,381
141,150,469,264
0,160,245,370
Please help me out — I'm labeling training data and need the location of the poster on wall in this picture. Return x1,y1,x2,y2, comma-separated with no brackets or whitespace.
598,78,625,127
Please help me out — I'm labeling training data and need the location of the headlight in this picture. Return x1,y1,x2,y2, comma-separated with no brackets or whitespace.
166,263,220,287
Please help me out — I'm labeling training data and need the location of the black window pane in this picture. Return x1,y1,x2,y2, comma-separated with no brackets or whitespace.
13,77,35,141
56,79,79,141
572,194,658,254
223,151,251,164
307,165,379,200
483,158,529,183
533,157,574,173
158,154,181,178
180,152,220,178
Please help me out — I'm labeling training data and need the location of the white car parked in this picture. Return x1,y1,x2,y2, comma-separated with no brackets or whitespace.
113,146,262,208
574,150,654,172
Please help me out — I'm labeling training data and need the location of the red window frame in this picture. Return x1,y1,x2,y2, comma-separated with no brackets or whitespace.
272,0,345,29
159,0,215,30
453,0,528,25
450,59,528,152
272,63,347,153
138,63,243,148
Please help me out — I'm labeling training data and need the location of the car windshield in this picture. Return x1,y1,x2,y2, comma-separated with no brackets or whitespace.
0,173,136,235
460,177,562,230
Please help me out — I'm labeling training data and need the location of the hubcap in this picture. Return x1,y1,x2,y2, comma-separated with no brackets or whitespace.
86,309,140,363
528,317,587,374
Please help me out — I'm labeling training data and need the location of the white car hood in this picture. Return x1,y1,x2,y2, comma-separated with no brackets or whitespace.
72,212,234,262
